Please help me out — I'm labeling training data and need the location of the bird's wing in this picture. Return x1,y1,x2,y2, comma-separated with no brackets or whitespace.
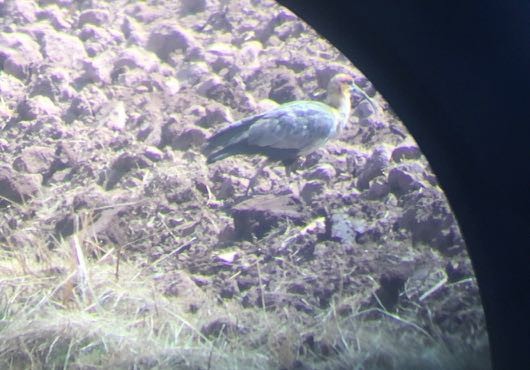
205,112,266,151
245,101,338,151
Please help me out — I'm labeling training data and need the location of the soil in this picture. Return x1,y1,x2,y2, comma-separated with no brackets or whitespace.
0,0,489,368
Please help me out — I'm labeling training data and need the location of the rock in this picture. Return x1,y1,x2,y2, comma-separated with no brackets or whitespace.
162,118,208,150
397,188,464,253
196,75,224,96
39,29,87,68
387,163,425,195
201,317,244,338
180,0,206,15
96,100,128,131
66,85,108,119
391,145,422,162
4,0,38,23
17,96,60,120
136,113,163,146
239,41,263,69
356,147,391,190
143,146,164,162
0,73,26,106
376,263,415,311
304,164,336,182
121,16,146,45
0,31,43,68
355,100,375,118
125,2,159,23
365,176,391,199
162,271,208,312
219,278,240,298
205,42,237,69
232,194,305,239
13,146,56,174
3,54,31,80
0,166,40,206
37,4,71,30
29,64,74,99
300,180,325,203
163,77,180,95
78,9,110,27
114,47,160,73
147,24,198,61
216,177,236,200
328,212,357,244
82,53,112,84
236,275,257,291
104,152,152,190
268,71,303,103
194,103,233,128
176,61,209,86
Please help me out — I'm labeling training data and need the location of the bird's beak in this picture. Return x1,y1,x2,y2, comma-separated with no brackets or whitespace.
350,83,378,113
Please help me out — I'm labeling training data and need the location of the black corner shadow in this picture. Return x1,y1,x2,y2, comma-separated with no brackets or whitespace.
277,0,530,369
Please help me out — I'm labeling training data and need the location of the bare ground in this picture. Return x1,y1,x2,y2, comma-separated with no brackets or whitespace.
0,0,490,369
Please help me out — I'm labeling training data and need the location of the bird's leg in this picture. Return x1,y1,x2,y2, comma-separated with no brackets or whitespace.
284,159,302,198
245,158,269,196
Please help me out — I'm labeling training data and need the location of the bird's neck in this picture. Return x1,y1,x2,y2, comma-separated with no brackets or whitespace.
327,91,351,125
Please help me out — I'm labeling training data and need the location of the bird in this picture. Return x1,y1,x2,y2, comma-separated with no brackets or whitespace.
204,73,375,194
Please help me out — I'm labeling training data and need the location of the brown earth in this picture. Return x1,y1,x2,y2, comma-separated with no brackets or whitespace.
0,0,490,369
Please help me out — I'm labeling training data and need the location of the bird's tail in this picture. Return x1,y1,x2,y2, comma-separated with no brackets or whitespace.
203,113,262,160
206,147,236,164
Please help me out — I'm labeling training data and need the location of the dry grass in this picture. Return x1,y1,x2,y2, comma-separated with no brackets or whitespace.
0,226,489,370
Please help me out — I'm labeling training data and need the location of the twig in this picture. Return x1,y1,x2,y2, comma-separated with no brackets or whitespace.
371,293,435,341
257,260,266,311
207,343,214,370
131,237,196,281
419,274,448,302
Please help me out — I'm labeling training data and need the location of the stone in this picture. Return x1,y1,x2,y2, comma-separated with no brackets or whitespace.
3,54,31,80
5,0,38,23
121,16,146,45
78,9,110,27
13,146,56,174
304,164,337,182
365,176,391,199
114,47,160,73
195,103,233,128
147,24,198,61
268,71,303,104
239,41,263,69
180,0,207,15
356,146,391,190
391,145,422,162
397,188,464,253
0,166,40,206
83,51,114,84
0,31,42,66
96,100,128,131
17,95,60,120
105,152,152,190
300,180,325,204
201,318,244,338
355,100,375,118
37,5,71,30
232,194,305,239
40,29,87,68
387,163,425,194
143,146,164,162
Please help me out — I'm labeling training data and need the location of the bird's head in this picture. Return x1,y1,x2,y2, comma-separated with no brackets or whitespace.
327,73,378,115
327,73,355,109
